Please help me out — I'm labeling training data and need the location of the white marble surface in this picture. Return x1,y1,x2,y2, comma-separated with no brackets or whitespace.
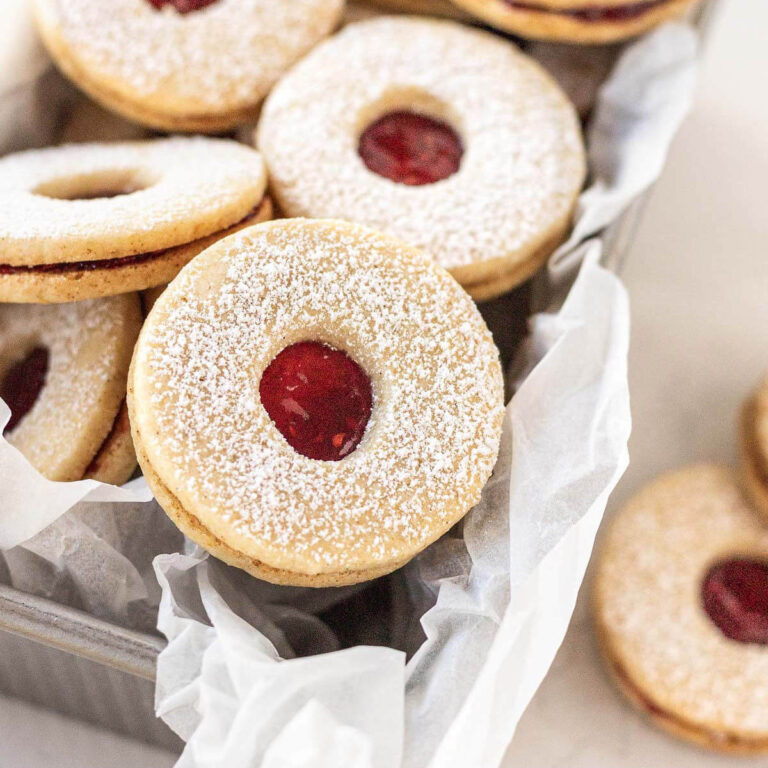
2,0,764,765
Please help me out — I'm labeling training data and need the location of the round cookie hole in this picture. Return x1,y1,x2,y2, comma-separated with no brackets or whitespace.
701,557,768,644
0,346,49,434
259,341,373,462
145,0,220,12
358,110,464,186
33,169,155,201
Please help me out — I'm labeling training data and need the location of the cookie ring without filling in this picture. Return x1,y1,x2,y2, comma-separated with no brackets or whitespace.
129,218,505,586
257,16,585,300
594,465,768,753
0,138,270,302
33,0,345,132
447,0,698,44
0,295,142,483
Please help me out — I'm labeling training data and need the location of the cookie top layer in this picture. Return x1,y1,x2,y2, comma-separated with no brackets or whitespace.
130,218,505,577
33,0,344,121
595,465,768,741
257,17,585,281
0,138,266,266
0,295,141,481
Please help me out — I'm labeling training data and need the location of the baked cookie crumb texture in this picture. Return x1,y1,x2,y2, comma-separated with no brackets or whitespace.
595,465,768,753
129,218,505,587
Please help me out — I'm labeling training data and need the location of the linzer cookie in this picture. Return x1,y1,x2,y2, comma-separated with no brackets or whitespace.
258,17,585,302
0,295,142,484
128,219,505,587
740,377,768,522
0,138,271,303
594,465,768,753
447,0,698,43
32,0,344,132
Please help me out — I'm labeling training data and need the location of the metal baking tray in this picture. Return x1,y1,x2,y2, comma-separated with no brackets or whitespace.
0,1,719,754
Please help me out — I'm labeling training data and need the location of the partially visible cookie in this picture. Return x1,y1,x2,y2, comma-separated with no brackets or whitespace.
447,0,698,43
740,378,768,522
595,465,768,753
0,137,270,302
0,295,142,483
33,0,344,132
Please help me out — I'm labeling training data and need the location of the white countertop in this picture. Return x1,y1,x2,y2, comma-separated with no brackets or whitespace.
3,0,765,765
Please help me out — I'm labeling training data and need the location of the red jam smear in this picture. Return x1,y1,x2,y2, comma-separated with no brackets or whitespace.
1,347,49,434
503,0,665,22
702,558,768,644
146,0,219,13
358,110,463,186
259,341,373,462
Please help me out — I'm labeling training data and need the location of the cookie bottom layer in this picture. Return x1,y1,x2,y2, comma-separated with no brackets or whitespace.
84,400,136,485
596,620,768,754
133,431,411,587
451,0,694,42
0,196,272,303
462,224,567,302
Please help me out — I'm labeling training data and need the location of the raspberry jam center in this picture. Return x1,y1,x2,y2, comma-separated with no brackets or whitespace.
702,558,768,644
146,0,219,13
1,347,49,434
259,341,373,462
358,110,463,186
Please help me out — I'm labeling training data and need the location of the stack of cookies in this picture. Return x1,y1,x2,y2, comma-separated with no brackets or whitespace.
593,383,768,753
0,0,692,587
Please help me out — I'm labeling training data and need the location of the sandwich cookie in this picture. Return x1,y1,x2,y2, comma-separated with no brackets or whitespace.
741,377,768,522
0,295,142,484
129,218,505,587
595,465,768,753
447,0,698,43
258,17,585,301
0,137,270,303
33,0,344,132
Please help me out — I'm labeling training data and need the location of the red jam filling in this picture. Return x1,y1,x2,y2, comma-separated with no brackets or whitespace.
358,110,463,186
1,347,49,434
146,0,219,13
702,558,768,644
503,0,665,22
259,341,373,462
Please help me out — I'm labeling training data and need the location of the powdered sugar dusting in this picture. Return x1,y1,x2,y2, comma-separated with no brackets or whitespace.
0,297,136,479
0,137,266,265
257,17,585,274
36,0,344,114
597,465,768,736
135,219,505,573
